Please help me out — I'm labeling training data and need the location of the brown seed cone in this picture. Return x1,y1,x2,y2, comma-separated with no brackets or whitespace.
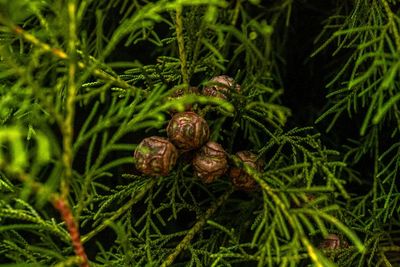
229,151,262,191
193,141,228,183
203,75,241,100
134,136,178,176
167,111,209,150
318,234,340,249
318,234,348,250
168,86,200,114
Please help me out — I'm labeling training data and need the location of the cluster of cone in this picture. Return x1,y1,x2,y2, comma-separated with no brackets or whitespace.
133,75,262,191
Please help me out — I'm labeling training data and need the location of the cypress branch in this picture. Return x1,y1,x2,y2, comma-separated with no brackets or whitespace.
1,1,399,266
175,5,189,87
161,188,233,267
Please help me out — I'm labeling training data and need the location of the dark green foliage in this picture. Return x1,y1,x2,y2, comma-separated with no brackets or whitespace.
0,0,399,266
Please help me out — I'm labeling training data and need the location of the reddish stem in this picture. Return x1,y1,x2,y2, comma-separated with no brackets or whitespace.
53,197,89,267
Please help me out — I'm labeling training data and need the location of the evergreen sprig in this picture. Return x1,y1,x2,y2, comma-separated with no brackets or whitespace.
0,0,399,266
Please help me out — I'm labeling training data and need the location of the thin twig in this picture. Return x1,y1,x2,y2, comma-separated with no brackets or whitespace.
11,171,90,267
53,196,90,267
81,179,157,244
61,0,78,198
161,188,234,267
175,5,189,87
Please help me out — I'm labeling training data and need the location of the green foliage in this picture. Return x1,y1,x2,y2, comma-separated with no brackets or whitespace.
313,0,400,135
0,0,398,267
311,0,400,265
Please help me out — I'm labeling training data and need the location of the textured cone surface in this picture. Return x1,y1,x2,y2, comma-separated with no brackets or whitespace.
203,75,241,99
318,234,347,250
193,141,228,183
134,136,178,176
229,151,262,191
167,111,209,150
